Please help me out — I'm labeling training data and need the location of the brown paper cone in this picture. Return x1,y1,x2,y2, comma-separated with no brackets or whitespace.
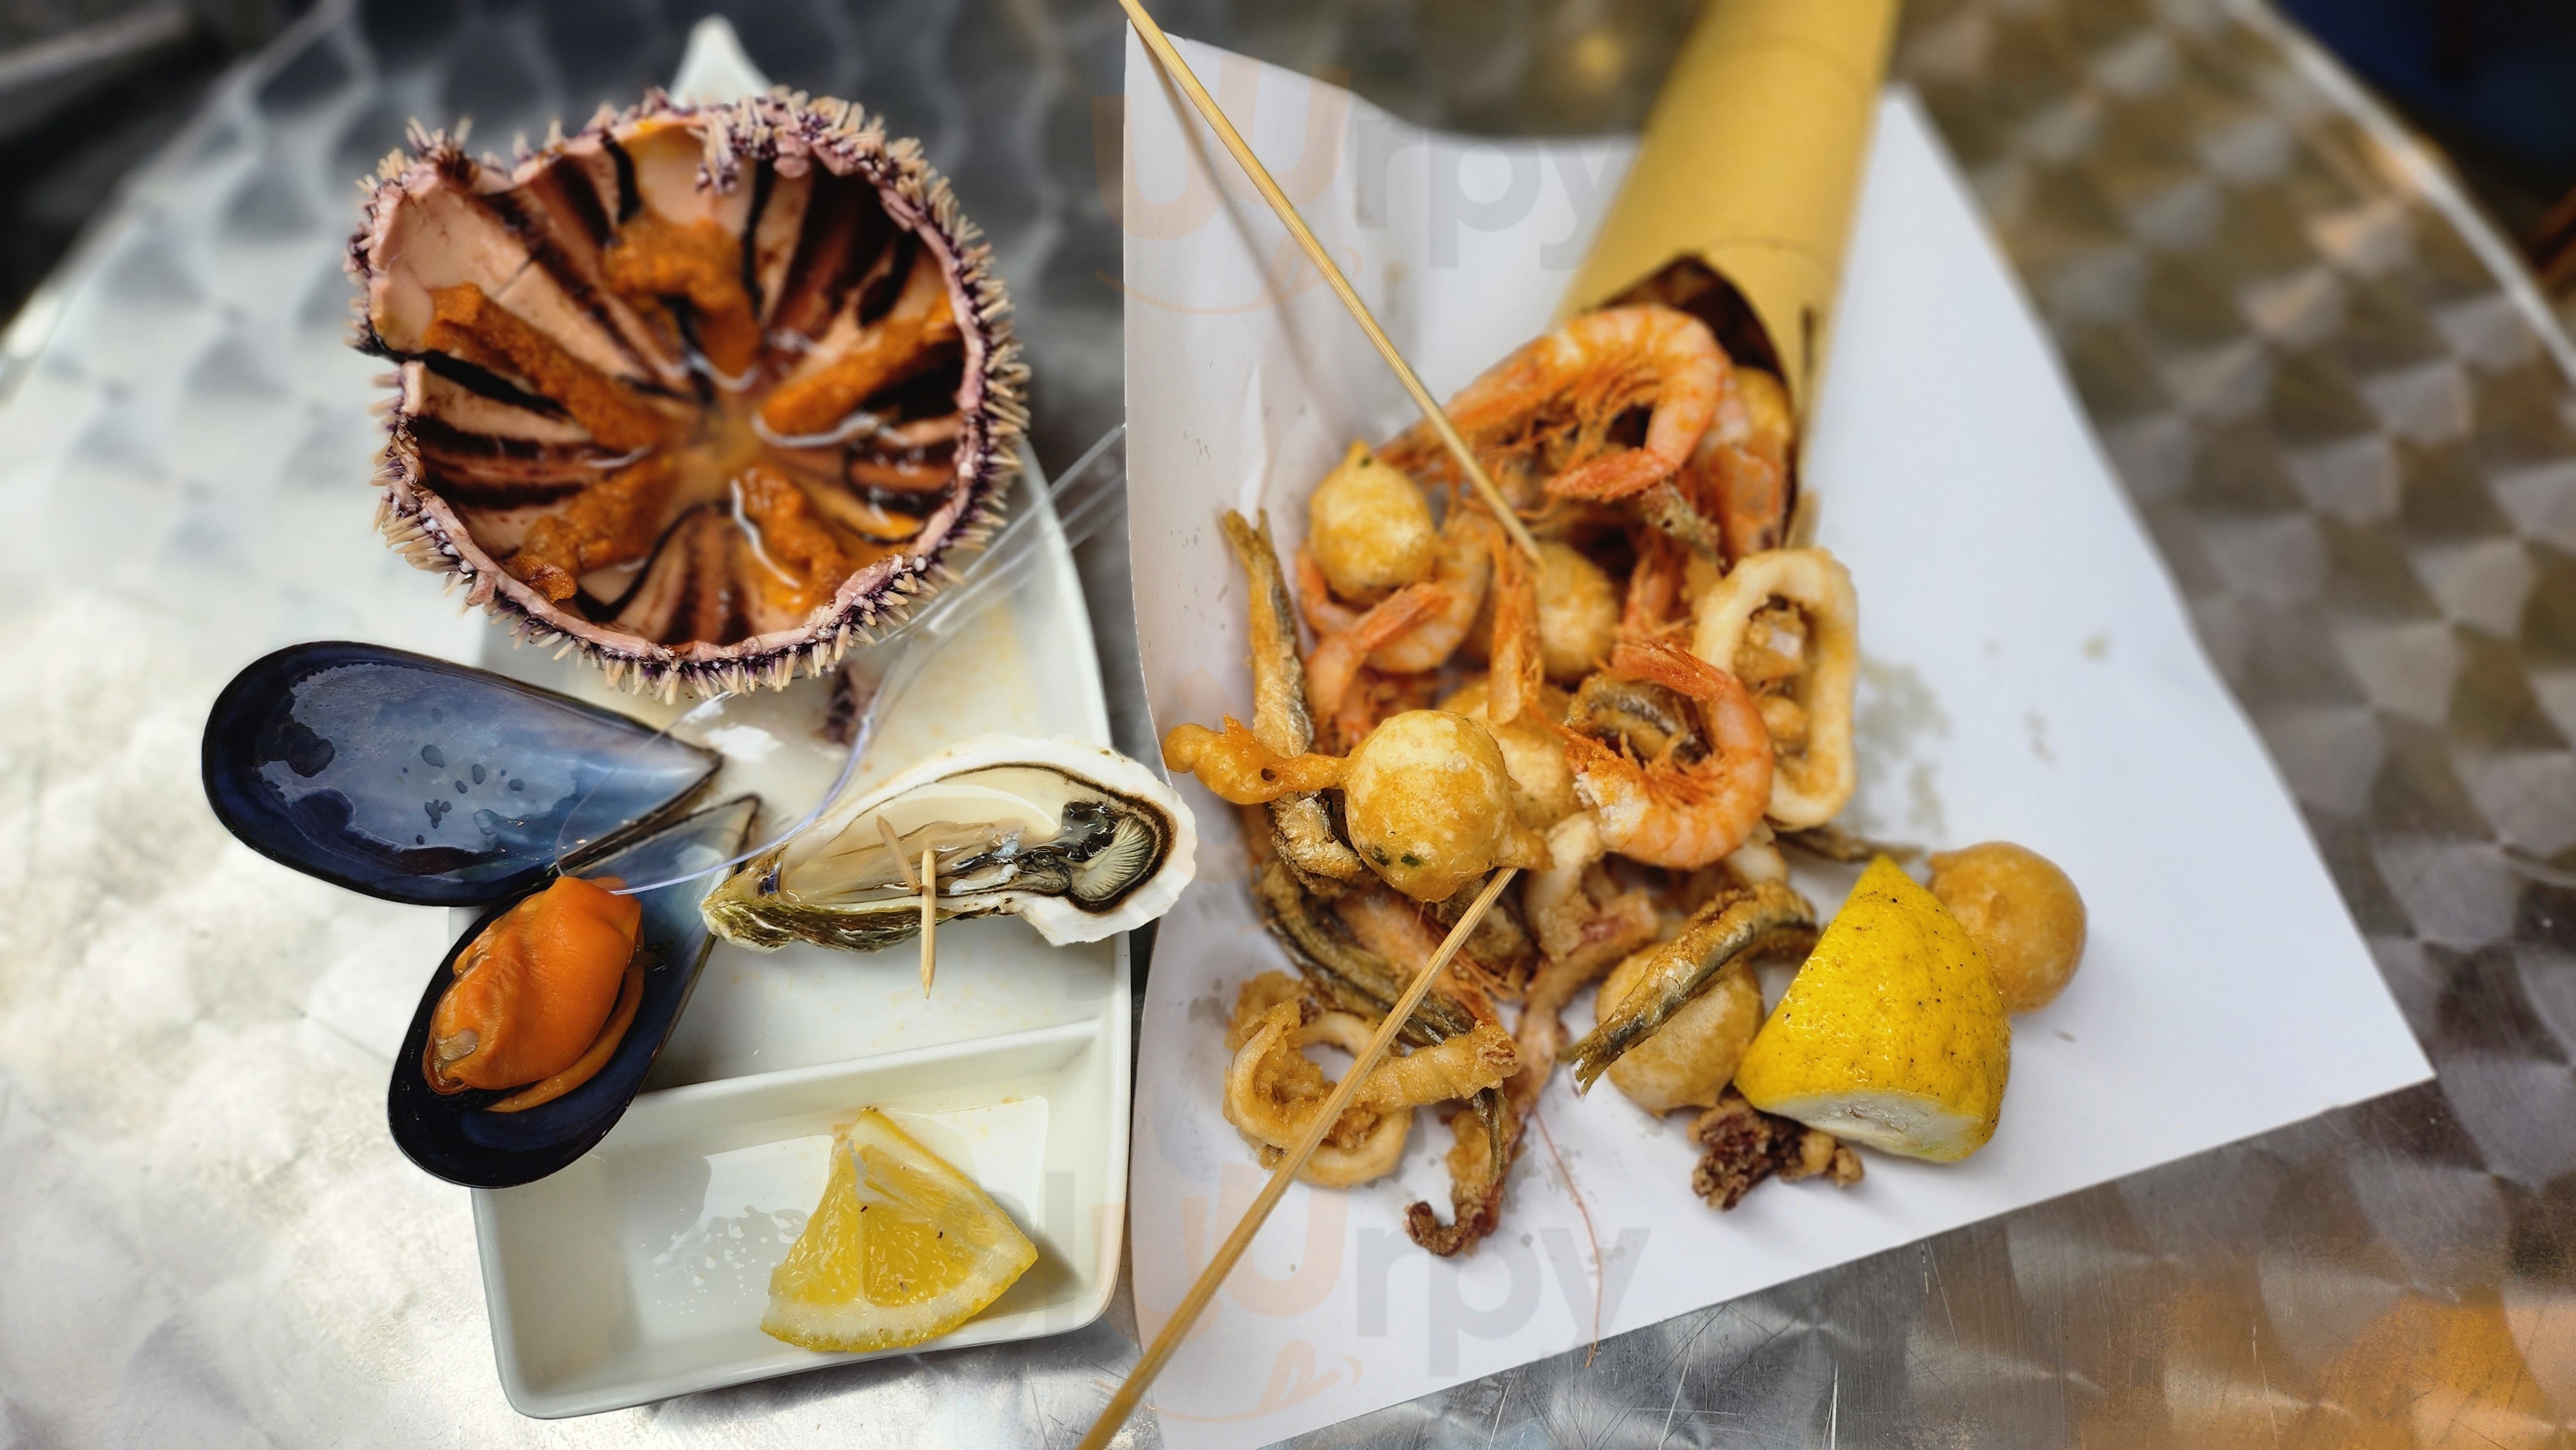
1562,0,1898,430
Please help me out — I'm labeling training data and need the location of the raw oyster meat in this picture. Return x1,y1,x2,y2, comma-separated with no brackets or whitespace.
350,91,1025,699
703,735,1197,952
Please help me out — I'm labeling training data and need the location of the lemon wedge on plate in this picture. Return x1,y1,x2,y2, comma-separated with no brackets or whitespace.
761,1109,1038,1353
1734,856,2011,1162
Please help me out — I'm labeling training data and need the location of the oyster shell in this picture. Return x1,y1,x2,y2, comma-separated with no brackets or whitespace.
703,735,1197,952
390,795,757,1188
202,641,719,905
351,91,1026,699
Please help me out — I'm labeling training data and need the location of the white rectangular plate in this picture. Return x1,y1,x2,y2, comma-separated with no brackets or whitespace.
465,463,1133,1417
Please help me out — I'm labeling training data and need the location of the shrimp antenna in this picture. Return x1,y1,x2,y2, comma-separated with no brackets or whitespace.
1115,0,1543,565
1076,865,1520,1450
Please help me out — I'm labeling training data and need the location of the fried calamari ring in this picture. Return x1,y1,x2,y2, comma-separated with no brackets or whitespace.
1692,547,1858,829
1222,981,1519,1190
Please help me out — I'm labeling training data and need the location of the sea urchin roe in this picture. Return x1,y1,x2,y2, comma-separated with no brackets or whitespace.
505,454,679,601
604,211,763,377
421,283,674,452
761,248,961,438
426,875,643,1098
732,464,855,614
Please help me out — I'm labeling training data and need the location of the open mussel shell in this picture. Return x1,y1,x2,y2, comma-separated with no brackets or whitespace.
203,641,719,906
390,794,757,1188
702,733,1196,953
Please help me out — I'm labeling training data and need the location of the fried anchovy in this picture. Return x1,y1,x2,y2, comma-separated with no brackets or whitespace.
1253,859,1475,1048
1221,509,1314,757
1777,822,1921,863
1562,881,1819,1091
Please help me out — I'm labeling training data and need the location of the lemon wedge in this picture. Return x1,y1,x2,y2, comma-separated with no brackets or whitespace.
1734,856,2011,1162
761,1109,1037,1353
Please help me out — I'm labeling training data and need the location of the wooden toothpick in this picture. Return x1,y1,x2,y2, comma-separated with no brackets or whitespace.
920,847,938,997
1076,867,1519,1450
1116,0,1542,564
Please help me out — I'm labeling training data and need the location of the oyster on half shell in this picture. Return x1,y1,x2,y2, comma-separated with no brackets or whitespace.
352,91,1025,700
703,735,1197,953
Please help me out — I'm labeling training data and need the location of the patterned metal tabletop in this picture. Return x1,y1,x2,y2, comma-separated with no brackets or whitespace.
1,0,2570,1444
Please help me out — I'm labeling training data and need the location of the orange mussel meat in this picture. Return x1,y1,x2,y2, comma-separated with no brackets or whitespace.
426,875,645,1112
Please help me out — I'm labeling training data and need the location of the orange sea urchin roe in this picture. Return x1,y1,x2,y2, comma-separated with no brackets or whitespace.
428,876,643,1093
604,212,763,377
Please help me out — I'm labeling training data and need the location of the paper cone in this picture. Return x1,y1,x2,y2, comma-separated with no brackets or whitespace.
1563,0,1898,428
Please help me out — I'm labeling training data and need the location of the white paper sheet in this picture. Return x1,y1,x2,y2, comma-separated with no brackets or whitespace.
1121,35,2433,1448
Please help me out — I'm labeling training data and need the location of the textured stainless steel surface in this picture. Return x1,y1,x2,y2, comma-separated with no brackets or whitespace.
1,0,2569,1443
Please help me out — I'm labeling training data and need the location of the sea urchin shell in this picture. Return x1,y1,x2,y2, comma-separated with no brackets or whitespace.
349,89,1027,700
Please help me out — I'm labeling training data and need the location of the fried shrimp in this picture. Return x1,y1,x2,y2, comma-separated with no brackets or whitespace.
1298,508,1495,677
1692,547,1859,829
1558,636,1774,869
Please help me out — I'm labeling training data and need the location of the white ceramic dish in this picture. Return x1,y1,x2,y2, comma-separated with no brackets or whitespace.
464,458,1133,1417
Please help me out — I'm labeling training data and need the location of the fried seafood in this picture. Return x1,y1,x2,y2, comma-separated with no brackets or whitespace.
1688,1091,1862,1210
1684,366,1794,566
1298,509,1497,678
1692,548,1859,828
1927,842,2087,1013
1222,510,1366,886
1438,677,1578,830
1598,950,1763,1115
1557,635,1774,869
1384,306,1728,532
1532,542,1622,684
1306,442,1441,601
1342,710,1548,901
1176,283,2085,1244
1563,881,1819,1090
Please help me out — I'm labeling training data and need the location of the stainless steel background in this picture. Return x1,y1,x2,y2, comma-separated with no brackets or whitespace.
2,0,2571,1444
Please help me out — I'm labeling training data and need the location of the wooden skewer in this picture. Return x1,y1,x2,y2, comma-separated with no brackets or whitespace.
920,847,938,997
1076,867,1519,1450
1115,0,1542,565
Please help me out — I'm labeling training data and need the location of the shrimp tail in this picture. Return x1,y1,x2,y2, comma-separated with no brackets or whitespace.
1487,532,1544,728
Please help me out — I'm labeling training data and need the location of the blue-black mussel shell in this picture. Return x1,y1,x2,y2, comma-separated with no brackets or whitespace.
203,642,719,907
390,795,759,1189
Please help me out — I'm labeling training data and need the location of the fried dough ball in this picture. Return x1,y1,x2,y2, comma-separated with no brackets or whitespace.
1595,948,1763,1115
1535,541,1620,683
1307,441,1439,602
1343,710,1545,901
1927,841,2087,1013
1438,677,1578,829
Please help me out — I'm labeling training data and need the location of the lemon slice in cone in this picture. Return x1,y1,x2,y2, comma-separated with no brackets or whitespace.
1735,856,2011,1162
762,1109,1037,1353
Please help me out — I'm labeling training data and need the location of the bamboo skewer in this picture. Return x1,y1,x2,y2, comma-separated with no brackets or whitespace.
1113,0,1540,565
1077,867,1519,1450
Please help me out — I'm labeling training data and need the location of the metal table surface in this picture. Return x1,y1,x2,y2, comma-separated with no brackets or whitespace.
1,0,2571,1444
